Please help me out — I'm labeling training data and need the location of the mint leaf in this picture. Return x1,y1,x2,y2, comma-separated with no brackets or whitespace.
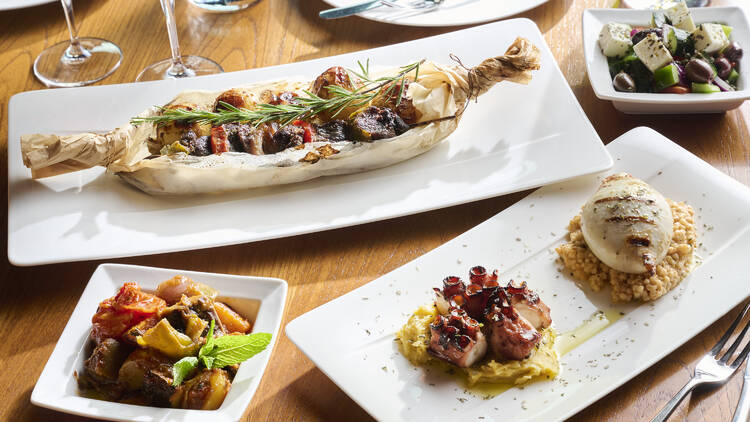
199,319,216,358
204,333,272,368
200,354,215,370
172,356,198,386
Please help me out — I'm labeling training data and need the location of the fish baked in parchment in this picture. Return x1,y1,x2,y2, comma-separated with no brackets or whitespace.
21,37,541,195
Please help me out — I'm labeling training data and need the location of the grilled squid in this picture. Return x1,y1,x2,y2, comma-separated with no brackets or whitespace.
581,173,673,274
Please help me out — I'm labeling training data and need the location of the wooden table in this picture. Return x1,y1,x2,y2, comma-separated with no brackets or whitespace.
2,0,750,420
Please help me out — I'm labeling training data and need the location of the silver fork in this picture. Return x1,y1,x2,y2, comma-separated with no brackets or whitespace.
319,0,443,20
651,300,750,422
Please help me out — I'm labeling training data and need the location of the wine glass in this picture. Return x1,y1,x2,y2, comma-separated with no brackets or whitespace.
33,0,123,88
136,0,223,82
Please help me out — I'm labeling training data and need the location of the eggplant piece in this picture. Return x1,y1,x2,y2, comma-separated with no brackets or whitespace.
349,106,410,142
178,131,212,156
266,125,305,153
170,368,232,410
143,365,177,406
314,120,348,143
78,338,132,400
84,338,132,383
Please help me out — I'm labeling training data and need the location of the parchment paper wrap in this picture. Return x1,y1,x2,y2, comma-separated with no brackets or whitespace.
21,37,540,195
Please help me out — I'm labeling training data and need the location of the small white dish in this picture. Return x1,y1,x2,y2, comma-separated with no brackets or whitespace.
8,18,612,266
583,7,750,114
31,264,287,422
286,126,750,421
320,0,549,27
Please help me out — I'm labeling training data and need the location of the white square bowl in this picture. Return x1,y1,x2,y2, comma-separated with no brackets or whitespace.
583,7,750,114
30,264,287,422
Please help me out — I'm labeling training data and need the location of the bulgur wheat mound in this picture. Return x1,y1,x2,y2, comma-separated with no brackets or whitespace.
555,199,696,302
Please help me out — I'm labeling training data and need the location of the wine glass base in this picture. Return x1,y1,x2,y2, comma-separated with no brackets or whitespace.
135,55,224,82
33,38,123,88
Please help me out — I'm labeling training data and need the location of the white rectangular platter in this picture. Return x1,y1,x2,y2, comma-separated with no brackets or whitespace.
7,18,611,266
286,127,750,422
31,264,287,422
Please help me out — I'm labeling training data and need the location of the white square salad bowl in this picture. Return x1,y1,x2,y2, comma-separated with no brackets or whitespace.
30,264,287,422
583,7,750,114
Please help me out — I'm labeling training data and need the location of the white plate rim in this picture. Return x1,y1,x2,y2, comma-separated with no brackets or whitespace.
320,0,549,27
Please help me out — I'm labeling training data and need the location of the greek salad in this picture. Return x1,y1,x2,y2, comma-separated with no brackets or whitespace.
598,2,742,93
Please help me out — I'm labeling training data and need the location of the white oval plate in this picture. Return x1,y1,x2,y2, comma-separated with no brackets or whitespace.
320,0,549,27
287,127,750,422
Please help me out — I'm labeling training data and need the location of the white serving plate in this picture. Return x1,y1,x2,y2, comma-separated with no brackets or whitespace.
286,126,750,422
0,0,55,11
31,263,287,422
7,18,611,266
583,7,750,114
321,0,548,27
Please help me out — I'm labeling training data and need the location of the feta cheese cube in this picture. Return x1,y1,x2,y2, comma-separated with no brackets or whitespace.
598,22,633,58
666,2,696,32
693,23,730,54
633,33,674,72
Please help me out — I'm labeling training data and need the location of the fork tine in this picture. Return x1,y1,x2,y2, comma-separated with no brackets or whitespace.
732,337,750,368
711,301,750,356
720,317,750,364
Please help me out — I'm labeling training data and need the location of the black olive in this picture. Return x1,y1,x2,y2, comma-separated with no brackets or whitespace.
631,28,662,46
714,57,732,80
613,72,636,92
685,59,714,83
724,42,744,63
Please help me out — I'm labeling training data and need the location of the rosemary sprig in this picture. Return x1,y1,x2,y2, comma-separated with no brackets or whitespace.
131,60,422,128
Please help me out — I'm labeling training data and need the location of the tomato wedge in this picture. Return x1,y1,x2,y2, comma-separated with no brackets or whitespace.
660,85,690,94
91,282,165,343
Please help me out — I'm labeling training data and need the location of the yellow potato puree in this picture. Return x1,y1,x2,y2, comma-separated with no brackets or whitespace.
396,305,559,386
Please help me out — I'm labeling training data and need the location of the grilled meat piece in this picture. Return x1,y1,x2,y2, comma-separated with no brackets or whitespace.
428,308,487,368
267,125,306,153
156,103,212,148
213,88,255,111
311,66,355,100
486,304,541,361
506,281,552,331
370,80,421,124
142,362,176,406
314,119,348,143
349,106,410,142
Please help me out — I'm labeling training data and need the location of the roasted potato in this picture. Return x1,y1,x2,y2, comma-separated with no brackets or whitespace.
155,103,212,148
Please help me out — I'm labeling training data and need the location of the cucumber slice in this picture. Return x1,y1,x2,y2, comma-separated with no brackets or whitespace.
654,63,680,91
663,26,678,54
728,68,740,85
722,24,733,38
691,82,720,93
652,11,667,28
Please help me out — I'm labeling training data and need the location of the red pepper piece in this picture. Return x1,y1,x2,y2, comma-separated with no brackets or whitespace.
293,120,314,143
210,126,230,154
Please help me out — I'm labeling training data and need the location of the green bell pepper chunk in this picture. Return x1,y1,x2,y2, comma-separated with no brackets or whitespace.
691,82,720,93
654,64,680,91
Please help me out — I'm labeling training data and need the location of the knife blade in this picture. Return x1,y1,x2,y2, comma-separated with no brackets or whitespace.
319,1,383,19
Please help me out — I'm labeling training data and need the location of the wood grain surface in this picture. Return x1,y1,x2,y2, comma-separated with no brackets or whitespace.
2,0,750,421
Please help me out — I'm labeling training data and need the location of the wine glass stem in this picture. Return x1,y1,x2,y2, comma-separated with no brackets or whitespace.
160,0,188,77
60,0,86,60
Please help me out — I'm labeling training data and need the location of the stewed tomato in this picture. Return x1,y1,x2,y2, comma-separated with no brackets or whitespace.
91,282,166,343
